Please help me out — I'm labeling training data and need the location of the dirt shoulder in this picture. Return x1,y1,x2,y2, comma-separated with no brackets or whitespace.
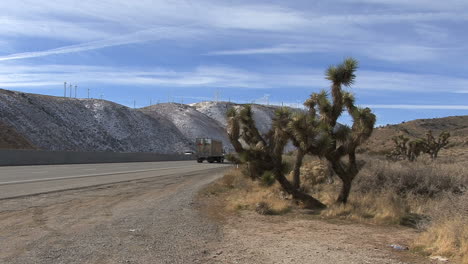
197,184,440,264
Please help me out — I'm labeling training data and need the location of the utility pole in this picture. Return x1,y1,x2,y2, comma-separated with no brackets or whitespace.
69,84,72,98
133,100,136,109
150,99,152,106
74,85,77,98
214,89,220,102
100,94,103,100
87,88,90,99
64,82,67,97
266,94,270,105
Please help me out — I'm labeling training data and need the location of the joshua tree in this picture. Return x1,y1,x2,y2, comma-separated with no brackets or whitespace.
425,131,450,160
388,134,425,161
287,112,319,189
228,58,375,205
227,105,326,209
388,134,409,160
301,58,376,204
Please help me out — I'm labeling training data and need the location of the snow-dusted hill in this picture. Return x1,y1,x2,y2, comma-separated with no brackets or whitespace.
191,101,281,135
0,89,285,153
140,103,231,148
0,89,191,153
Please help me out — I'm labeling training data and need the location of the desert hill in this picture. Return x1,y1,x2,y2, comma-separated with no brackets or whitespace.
363,115,468,159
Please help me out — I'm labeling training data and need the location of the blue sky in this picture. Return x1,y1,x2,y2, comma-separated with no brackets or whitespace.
0,0,467,125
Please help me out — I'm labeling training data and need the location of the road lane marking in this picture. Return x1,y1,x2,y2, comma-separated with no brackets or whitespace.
0,164,224,186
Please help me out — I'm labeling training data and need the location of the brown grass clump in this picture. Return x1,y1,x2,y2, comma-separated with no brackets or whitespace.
319,190,409,224
412,193,468,263
204,167,292,215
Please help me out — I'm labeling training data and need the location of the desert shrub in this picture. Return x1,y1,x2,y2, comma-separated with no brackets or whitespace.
203,168,249,195
320,190,409,224
261,171,276,186
413,193,468,263
289,160,329,192
255,201,273,215
354,157,467,197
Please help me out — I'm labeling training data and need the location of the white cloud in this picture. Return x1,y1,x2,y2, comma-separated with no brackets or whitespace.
207,42,450,62
338,0,468,12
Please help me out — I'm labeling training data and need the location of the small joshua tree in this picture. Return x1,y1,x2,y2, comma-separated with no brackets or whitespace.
425,130,450,160
227,105,326,209
388,134,425,161
301,58,376,204
388,134,409,160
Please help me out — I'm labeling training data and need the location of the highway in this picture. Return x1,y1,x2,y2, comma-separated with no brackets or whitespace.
0,160,230,199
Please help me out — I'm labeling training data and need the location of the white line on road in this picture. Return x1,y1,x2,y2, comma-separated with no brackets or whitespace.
0,165,203,186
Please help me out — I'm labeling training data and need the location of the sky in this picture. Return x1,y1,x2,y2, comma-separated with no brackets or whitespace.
0,0,467,126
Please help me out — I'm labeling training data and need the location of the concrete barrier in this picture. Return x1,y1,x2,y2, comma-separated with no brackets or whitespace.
0,149,195,166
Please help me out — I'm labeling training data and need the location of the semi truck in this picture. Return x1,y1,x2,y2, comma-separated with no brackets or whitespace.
196,138,224,163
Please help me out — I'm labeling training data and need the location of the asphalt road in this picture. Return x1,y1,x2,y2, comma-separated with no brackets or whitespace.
0,160,230,199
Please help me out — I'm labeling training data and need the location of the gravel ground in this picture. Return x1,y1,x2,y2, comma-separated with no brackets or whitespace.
0,168,227,264
203,212,435,264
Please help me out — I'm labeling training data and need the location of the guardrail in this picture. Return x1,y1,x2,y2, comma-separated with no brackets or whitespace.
0,149,195,166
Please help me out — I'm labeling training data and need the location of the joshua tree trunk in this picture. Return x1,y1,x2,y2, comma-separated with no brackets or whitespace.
336,176,352,204
292,149,305,189
273,168,326,209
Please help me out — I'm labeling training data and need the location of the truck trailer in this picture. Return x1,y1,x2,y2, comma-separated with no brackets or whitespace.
196,138,224,163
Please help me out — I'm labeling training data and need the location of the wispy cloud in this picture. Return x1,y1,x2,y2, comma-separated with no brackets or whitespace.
364,104,468,110
0,26,203,61
1,64,468,94
207,42,459,62
206,44,330,56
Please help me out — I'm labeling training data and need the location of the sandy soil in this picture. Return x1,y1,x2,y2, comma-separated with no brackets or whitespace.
198,197,447,264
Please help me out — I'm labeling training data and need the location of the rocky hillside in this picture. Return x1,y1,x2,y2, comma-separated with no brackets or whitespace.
0,89,191,153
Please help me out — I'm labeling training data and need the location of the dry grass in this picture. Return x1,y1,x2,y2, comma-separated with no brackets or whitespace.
413,215,468,264
312,156,468,262
203,167,292,215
